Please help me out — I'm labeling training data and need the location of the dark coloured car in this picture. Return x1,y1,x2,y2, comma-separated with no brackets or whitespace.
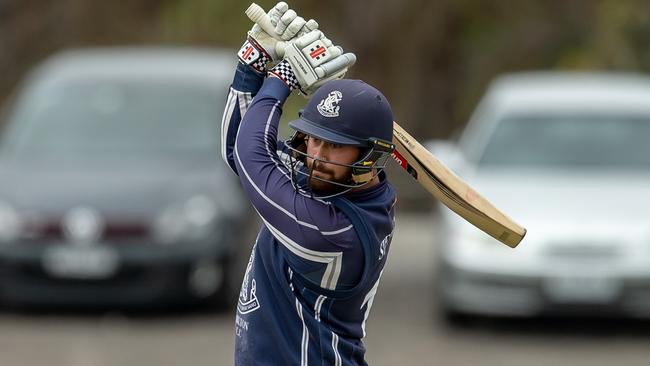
0,48,251,308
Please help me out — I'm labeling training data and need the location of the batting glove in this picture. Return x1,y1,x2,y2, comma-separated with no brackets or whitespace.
238,2,318,74
282,30,357,96
268,60,301,91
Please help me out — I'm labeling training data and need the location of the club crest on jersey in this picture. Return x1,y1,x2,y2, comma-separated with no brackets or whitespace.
238,245,261,314
317,91,343,117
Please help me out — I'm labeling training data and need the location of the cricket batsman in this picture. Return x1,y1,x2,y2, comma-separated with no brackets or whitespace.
221,3,397,364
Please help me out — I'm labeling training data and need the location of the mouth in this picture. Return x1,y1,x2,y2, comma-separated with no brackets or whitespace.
311,170,332,179
309,161,333,177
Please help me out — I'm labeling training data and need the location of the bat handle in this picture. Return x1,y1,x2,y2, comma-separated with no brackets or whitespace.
245,3,281,41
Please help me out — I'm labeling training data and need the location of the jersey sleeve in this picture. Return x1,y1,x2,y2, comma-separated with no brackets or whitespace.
221,62,265,175
233,76,360,290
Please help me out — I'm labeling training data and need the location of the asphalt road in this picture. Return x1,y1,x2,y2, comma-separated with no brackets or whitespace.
1,212,650,366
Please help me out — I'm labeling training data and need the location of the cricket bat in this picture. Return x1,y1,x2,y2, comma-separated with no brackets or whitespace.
245,3,526,248
392,123,526,248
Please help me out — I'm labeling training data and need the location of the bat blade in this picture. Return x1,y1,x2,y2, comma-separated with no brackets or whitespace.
392,122,526,248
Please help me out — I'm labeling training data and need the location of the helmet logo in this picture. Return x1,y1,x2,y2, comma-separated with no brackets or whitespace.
317,91,342,118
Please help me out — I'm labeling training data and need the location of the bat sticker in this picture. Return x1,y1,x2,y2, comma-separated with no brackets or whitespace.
391,150,418,179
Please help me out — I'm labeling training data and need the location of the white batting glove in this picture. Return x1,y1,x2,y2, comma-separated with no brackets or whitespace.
282,30,357,96
238,2,318,73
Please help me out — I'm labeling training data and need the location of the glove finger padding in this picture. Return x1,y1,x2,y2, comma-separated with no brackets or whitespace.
302,54,355,96
283,30,356,95
241,1,293,71
268,2,288,26
281,16,306,40
324,45,342,59
315,52,356,78
294,30,323,50
241,2,320,73
275,9,297,35
301,19,319,35
302,68,348,96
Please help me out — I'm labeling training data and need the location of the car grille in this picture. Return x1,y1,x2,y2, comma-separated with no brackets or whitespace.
25,221,150,242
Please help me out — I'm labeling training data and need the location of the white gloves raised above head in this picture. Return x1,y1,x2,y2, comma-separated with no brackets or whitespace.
240,2,356,96
239,2,318,73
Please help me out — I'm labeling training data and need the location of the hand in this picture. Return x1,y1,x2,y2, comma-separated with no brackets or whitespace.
238,2,318,73
281,30,357,96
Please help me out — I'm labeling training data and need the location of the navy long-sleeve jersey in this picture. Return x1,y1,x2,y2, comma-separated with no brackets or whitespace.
221,62,397,366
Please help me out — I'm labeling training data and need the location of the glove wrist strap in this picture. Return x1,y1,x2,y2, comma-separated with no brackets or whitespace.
238,36,272,73
268,60,301,92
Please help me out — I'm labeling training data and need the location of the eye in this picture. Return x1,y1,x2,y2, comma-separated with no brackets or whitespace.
311,137,326,146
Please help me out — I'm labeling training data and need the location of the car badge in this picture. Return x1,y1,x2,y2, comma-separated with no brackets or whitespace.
62,206,104,244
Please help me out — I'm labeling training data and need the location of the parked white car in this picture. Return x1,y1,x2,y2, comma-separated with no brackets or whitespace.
431,72,650,321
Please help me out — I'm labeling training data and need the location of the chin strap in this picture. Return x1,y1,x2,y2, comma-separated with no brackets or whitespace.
351,138,395,183
351,171,374,184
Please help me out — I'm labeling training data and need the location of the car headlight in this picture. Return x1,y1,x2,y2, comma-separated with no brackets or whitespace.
0,201,22,243
153,195,220,245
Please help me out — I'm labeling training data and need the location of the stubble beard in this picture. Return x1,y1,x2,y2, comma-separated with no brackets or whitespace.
306,160,350,195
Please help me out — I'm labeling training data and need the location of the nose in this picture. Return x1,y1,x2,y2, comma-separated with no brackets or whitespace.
309,139,329,161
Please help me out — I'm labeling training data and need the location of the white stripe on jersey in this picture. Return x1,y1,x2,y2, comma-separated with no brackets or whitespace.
222,88,252,171
332,332,342,366
295,299,309,366
288,267,295,291
314,295,326,322
220,88,237,168
233,101,353,236
238,91,252,118
360,270,384,338
259,215,342,290
324,253,342,290
322,224,354,236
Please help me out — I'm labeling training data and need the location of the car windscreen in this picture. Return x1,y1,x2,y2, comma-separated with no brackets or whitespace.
479,115,650,169
3,79,222,159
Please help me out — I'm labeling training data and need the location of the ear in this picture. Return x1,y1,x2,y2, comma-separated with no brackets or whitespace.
289,132,307,161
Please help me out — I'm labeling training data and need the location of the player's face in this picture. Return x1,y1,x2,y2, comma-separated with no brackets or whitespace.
305,136,361,194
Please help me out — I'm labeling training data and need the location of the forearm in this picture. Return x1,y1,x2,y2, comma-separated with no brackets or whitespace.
220,62,265,174
233,77,356,254
233,76,290,179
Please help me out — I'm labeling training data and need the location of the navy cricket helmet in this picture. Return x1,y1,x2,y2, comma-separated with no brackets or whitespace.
289,79,393,146
284,79,395,198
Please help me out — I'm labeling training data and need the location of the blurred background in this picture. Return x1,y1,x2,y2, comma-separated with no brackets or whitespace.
1,0,650,365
